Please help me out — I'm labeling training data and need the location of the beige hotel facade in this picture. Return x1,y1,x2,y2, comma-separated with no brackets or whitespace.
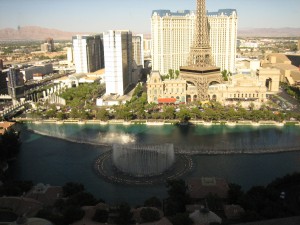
151,9,238,75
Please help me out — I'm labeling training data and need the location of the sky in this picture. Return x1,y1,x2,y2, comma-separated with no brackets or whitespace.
0,0,299,34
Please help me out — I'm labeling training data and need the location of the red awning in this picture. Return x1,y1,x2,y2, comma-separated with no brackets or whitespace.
158,98,176,103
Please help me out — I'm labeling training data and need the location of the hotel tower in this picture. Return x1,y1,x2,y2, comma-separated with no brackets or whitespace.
151,8,237,75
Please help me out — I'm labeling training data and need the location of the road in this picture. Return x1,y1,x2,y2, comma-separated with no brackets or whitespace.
277,88,300,113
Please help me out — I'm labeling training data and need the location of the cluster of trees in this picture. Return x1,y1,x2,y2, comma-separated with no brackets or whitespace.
164,179,193,225
60,83,105,109
0,180,33,196
3,174,300,224
35,182,161,225
282,83,300,100
28,81,300,122
221,70,231,81
30,96,300,122
161,69,180,80
228,172,300,222
0,129,21,162
37,182,103,225
27,81,300,122
107,101,298,123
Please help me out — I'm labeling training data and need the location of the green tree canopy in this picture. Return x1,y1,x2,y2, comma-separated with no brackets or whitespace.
140,207,160,223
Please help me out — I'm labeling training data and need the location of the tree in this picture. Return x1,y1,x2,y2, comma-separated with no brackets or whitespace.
169,213,193,225
57,111,67,120
66,191,98,206
140,207,160,223
175,70,180,79
163,106,175,119
62,182,84,197
228,183,244,204
115,202,133,225
62,205,85,224
144,196,162,208
45,109,57,119
164,180,190,216
0,129,21,160
92,209,109,223
176,108,191,122
0,180,33,196
221,70,230,81
96,108,109,121
70,108,79,119
169,69,174,79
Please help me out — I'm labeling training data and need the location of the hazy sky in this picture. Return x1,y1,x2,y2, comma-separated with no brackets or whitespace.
0,0,299,33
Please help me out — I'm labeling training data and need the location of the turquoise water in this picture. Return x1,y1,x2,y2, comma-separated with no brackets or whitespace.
7,123,300,205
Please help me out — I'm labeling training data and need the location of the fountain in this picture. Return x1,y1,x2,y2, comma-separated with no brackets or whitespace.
112,143,175,177
94,143,193,185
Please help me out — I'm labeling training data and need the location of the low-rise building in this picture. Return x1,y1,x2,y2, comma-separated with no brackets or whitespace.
147,71,186,104
208,74,268,108
187,177,229,200
262,53,300,85
54,71,102,88
22,63,53,81
25,183,63,206
0,121,15,135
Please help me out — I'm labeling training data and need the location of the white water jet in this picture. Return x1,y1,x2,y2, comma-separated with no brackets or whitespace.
112,143,175,177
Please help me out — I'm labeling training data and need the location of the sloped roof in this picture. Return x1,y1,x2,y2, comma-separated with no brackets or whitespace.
268,53,291,64
208,9,237,16
152,10,193,17
273,63,298,71
291,70,300,81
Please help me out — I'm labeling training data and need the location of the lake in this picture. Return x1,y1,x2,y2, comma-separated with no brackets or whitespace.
7,123,300,205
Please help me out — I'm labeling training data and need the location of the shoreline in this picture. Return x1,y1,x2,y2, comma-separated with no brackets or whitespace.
13,117,300,127
16,119,300,155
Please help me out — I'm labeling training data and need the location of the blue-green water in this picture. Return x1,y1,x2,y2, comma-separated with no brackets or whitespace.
7,123,300,205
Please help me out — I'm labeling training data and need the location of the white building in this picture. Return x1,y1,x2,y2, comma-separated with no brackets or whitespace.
143,38,152,58
132,34,144,67
72,34,104,74
104,30,133,96
151,9,238,75
67,47,73,64
208,9,238,73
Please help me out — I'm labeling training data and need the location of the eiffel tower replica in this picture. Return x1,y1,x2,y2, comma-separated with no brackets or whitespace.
180,0,222,101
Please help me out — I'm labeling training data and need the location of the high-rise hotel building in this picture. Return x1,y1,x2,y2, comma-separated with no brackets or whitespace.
151,9,238,74
132,34,144,67
104,30,133,96
72,34,105,73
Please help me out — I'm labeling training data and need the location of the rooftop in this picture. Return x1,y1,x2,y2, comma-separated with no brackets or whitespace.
158,98,176,104
152,9,237,17
187,177,229,199
152,10,194,17
208,9,237,16
0,121,15,135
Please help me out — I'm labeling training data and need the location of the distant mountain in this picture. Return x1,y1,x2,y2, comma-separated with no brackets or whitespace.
2,26,299,40
238,27,300,37
0,26,83,41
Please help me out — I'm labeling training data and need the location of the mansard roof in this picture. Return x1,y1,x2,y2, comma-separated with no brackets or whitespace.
152,9,237,17
207,9,237,17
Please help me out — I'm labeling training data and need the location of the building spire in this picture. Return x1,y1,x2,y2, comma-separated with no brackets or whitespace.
187,0,214,68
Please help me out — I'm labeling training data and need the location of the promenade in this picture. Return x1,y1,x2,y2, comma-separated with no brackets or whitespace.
12,117,300,126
